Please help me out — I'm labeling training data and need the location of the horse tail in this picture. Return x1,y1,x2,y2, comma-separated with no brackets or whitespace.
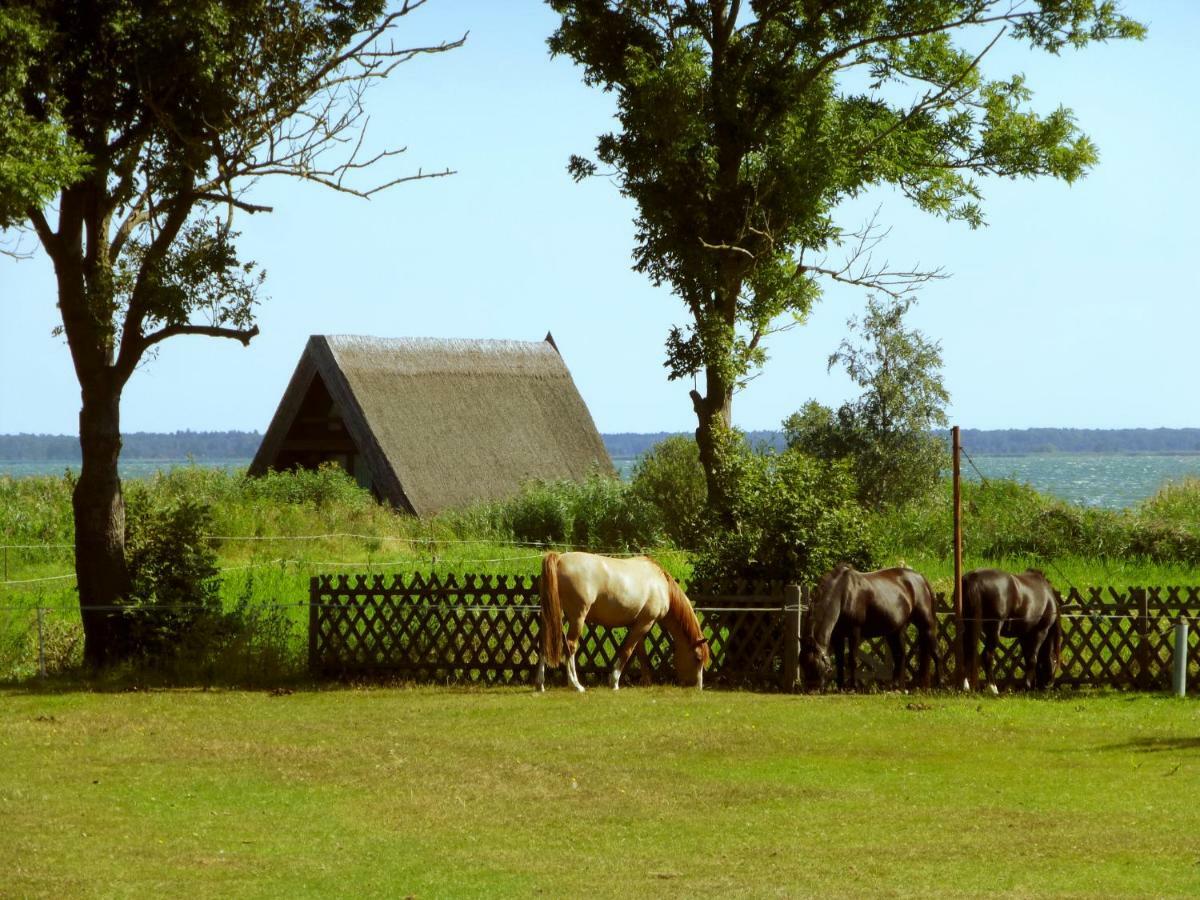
918,574,939,686
962,571,982,687
540,552,564,668
1048,612,1064,681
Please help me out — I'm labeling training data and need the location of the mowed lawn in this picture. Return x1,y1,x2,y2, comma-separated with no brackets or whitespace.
2,687,1199,898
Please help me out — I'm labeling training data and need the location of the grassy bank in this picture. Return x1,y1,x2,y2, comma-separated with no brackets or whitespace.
1,687,1197,898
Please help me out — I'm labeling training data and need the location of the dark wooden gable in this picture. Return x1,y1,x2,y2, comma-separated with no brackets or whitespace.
269,371,371,490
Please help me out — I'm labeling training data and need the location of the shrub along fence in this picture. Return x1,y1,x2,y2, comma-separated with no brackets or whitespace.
309,573,1200,693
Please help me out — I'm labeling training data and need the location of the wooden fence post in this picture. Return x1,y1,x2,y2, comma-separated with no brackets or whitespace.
783,584,802,692
1134,587,1150,690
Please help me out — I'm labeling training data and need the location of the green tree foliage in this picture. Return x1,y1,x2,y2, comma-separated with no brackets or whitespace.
0,1,460,666
785,295,949,507
547,0,1144,514
0,8,87,231
691,430,869,587
628,435,708,547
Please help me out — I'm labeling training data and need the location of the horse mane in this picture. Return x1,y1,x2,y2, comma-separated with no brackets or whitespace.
649,559,711,668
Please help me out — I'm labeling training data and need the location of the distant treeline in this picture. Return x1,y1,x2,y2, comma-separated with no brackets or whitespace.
0,431,263,461
603,431,785,458
603,429,1200,459
947,428,1200,455
3,428,1199,462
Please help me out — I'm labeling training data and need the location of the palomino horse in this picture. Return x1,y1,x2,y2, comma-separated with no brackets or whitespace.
963,568,1062,693
536,551,710,692
801,565,938,691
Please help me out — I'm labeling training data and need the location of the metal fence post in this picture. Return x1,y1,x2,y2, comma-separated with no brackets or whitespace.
783,584,802,692
36,606,47,678
1173,618,1189,697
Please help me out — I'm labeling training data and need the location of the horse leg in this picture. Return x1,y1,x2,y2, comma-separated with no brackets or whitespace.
611,618,655,690
564,616,586,693
982,623,1001,695
1024,632,1047,690
916,623,934,690
536,658,545,692
964,613,979,692
633,643,654,686
834,635,846,691
847,626,861,692
886,630,905,691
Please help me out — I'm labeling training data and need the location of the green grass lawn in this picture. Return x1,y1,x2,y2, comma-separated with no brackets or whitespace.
2,687,1198,898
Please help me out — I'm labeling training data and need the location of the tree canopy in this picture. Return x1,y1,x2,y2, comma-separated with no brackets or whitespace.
786,295,950,508
0,0,460,665
548,0,1144,512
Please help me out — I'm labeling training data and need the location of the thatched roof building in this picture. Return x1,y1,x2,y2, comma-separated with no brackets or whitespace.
248,334,613,515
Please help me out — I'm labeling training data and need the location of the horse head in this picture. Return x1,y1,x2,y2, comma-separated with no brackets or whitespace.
799,634,832,690
673,635,709,688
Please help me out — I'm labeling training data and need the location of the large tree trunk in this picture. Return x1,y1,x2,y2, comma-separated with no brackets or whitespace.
691,365,735,526
74,387,129,668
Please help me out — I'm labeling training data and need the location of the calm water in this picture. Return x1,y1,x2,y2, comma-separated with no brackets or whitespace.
957,454,1200,509
5,454,1199,510
0,459,249,480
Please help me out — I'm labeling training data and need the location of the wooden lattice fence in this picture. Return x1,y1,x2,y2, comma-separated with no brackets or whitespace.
308,573,801,689
310,574,1200,692
850,586,1200,692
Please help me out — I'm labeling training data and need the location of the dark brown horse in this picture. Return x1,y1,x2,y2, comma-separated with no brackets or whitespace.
801,565,938,691
962,568,1062,693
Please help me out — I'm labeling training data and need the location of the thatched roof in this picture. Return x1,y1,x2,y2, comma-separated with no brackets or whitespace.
249,334,613,515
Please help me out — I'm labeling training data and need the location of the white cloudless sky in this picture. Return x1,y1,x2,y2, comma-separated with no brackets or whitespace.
1,0,1197,436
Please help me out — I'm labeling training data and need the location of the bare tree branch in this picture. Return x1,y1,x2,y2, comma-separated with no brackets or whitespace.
140,323,260,352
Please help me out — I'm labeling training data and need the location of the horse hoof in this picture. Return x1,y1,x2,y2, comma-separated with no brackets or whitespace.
961,678,971,692
988,683,999,696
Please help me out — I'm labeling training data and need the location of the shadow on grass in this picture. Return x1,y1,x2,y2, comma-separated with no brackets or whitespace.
1102,736,1200,754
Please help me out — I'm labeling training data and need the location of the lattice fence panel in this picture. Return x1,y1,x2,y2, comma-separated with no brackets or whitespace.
310,572,543,684
311,573,1200,693
311,573,795,689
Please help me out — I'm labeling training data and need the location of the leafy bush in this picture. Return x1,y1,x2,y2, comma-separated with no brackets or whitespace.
628,436,707,548
119,488,225,663
691,432,869,587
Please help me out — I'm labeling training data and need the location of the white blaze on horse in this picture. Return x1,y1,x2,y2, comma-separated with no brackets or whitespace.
536,551,710,692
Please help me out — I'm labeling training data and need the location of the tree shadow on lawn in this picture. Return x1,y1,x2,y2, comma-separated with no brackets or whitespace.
1100,736,1200,754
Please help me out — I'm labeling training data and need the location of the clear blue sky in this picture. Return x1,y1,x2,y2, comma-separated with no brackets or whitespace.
2,1,1197,436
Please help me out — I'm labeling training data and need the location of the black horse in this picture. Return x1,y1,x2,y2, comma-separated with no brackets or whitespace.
962,568,1062,693
801,565,938,691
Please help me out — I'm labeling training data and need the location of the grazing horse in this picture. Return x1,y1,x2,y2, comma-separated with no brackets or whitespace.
801,565,938,691
962,568,1062,693
536,551,710,692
